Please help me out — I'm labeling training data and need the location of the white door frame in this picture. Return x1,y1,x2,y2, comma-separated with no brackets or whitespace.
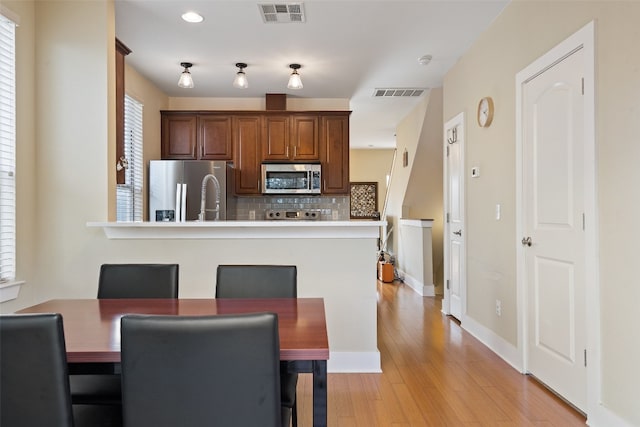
515,21,601,422
442,112,465,319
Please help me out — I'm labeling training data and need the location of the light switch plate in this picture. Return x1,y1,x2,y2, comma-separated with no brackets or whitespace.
471,166,480,178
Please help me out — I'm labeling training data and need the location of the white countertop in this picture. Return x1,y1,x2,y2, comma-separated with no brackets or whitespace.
87,220,385,239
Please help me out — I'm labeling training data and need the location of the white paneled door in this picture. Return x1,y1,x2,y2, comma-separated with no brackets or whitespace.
444,113,465,321
521,47,586,411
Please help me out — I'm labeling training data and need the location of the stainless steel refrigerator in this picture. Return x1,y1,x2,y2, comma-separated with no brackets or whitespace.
148,160,235,221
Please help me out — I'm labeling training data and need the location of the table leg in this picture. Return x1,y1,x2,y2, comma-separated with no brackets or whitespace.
312,360,327,427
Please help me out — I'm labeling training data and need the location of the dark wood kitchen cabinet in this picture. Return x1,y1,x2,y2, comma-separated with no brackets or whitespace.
290,115,320,161
160,110,350,195
234,115,262,195
261,115,290,161
199,114,233,160
262,114,319,162
320,113,350,194
161,112,233,160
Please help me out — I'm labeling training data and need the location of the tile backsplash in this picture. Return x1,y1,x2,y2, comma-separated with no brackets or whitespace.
233,195,350,221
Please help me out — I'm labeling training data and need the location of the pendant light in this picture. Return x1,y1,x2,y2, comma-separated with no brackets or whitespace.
287,63,303,90
178,62,194,88
233,62,248,89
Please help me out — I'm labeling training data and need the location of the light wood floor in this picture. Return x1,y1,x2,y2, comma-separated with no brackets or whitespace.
295,280,587,426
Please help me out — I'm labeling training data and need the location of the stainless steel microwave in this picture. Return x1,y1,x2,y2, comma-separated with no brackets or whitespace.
261,163,321,194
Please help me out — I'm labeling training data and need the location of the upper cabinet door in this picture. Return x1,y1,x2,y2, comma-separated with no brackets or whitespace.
261,115,290,161
291,115,319,161
321,113,350,194
234,116,262,195
199,115,233,160
161,113,197,159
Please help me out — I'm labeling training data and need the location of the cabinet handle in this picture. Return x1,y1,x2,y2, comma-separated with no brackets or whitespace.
286,146,289,157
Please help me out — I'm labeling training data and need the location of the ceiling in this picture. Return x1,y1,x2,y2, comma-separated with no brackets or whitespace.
115,0,509,149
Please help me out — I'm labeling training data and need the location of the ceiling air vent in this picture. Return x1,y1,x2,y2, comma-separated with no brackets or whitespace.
259,3,306,23
373,88,427,98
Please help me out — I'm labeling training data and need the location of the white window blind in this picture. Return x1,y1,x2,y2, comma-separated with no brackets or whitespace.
0,13,16,282
116,95,143,221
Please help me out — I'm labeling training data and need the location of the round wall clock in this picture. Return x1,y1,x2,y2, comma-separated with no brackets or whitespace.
477,96,494,127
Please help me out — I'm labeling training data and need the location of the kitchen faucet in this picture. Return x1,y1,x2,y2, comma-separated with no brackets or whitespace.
198,173,221,221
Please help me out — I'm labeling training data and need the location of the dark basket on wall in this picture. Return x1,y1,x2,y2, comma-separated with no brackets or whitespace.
350,182,378,219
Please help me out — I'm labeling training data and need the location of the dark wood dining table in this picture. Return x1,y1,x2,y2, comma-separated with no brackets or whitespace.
18,297,329,427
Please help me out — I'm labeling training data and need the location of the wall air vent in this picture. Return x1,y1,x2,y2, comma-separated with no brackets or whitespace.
259,3,306,23
373,88,427,98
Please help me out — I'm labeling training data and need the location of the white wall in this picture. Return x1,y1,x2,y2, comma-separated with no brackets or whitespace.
443,1,640,425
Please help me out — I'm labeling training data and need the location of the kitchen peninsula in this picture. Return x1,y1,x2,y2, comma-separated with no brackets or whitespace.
88,219,384,373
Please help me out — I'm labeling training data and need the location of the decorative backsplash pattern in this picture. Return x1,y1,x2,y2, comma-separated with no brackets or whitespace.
234,195,350,221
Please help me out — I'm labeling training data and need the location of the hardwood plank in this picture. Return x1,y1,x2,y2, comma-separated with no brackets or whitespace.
293,280,586,426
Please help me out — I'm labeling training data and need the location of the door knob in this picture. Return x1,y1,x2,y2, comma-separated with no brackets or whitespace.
453,230,462,236
522,237,532,247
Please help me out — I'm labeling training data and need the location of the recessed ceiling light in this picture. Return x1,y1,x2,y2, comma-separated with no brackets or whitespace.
181,11,204,23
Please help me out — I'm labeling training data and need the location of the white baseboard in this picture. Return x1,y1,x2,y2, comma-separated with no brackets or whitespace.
397,269,435,297
328,351,382,373
587,404,636,427
461,314,523,372
462,315,638,426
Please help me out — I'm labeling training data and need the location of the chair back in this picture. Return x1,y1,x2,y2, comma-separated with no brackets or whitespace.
98,263,179,299
215,265,296,298
120,313,282,427
0,313,74,427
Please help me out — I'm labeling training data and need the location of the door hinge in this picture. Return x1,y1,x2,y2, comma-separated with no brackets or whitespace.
582,213,585,231
446,212,450,223
446,279,450,290
446,145,450,157
581,77,585,95
584,349,587,367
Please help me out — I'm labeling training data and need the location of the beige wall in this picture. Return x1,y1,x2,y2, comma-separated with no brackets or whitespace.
3,0,36,313
123,63,168,219
384,89,444,293
1,1,379,369
349,148,394,216
443,1,640,424
384,92,429,254
168,97,349,111
403,88,444,292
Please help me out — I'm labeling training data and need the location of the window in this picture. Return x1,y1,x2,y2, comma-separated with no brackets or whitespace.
0,12,16,282
116,95,143,221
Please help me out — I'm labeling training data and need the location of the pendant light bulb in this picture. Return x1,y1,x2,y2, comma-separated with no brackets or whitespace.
287,63,303,90
178,62,194,88
233,63,248,89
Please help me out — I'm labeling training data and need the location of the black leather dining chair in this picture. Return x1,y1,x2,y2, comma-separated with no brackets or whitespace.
120,312,288,427
97,263,179,299
0,313,75,427
215,264,299,427
70,263,179,409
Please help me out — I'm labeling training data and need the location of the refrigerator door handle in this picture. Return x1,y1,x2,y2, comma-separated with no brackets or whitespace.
180,183,187,222
175,183,182,222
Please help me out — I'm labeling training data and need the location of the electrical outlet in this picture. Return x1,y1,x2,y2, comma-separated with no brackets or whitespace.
249,210,255,220
331,210,339,220
495,299,502,317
